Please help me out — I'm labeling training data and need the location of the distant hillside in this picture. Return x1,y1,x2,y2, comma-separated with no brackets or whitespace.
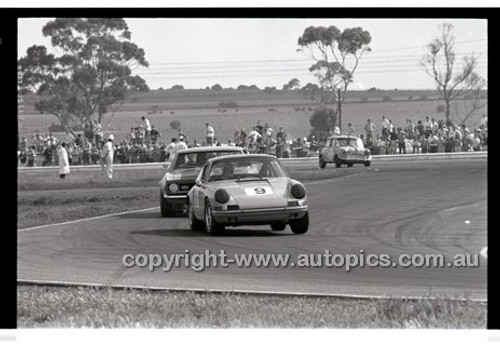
20,88,487,114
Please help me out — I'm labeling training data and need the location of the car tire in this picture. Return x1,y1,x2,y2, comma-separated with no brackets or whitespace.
334,155,342,168
160,191,175,217
270,223,287,231
205,200,224,235
188,200,204,231
364,161,371,167
319,156,326,169
347,162,354,168
290,211,309,234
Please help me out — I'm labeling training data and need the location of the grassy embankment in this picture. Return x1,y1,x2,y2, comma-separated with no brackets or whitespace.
17,285,486,328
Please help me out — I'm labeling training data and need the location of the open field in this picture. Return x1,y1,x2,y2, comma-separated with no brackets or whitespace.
19,89,487,146
17,285,486,328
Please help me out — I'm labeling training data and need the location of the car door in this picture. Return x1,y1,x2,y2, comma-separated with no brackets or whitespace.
194,164,210,218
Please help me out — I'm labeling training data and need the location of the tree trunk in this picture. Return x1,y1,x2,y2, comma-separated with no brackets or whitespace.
337,88,342,132
445,98,451,125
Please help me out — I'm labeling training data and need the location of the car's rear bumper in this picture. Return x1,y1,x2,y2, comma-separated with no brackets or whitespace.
212,206,308,225
339,155,371,163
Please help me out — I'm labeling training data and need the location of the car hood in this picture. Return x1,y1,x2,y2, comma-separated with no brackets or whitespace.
164,167,202,182
216,177,290,209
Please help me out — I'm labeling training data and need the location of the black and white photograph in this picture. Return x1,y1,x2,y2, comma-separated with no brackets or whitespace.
5,5,496,359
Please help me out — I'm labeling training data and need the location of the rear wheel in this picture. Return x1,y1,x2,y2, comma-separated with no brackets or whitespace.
290,212,309,234
270,223,287,231
205,201,224,235
334,155,342,168
319,156,326,169
364,161,371,167
188,200,204,231
160,191,175,217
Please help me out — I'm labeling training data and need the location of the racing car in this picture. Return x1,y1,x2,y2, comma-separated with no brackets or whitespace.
319,135,371,168
186,154,309,234
159,146,244,217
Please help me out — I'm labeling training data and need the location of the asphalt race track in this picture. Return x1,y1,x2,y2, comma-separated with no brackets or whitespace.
18,159,487,299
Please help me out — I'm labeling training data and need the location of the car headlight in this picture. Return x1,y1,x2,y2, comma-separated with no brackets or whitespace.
215,189,230,204
168,183,179,193
290,183,306,199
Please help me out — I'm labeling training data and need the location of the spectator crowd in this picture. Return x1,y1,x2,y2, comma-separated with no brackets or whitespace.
18,113,488,167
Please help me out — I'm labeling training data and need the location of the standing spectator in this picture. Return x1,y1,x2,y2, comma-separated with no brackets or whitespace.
166,138,178,160
142,116,152,145
430,118,439,134
416,120,425,136
404,119,415,138
364,119,376,139
102,134,115,179
424,116,433,137
57,143,70,179
27,145,36,167
346,123,356,135
128,127,137,144
248,127,262,143
175,136,188,153
74,134,83,147
276,127,286,142
451,126,463,152
150,125,161,144
480,114,488,128
205,123,215,145
381,116,391,139
472,129,483,151
396,128,407,154
428,134,439,153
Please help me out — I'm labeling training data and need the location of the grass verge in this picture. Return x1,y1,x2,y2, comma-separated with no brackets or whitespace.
17,285,486,328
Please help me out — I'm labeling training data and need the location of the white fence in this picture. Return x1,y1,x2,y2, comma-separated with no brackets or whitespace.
17,151,487,172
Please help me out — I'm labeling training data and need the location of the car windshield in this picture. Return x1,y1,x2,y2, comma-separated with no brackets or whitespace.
172,150,242,169
336,138,365,150
208,157,288,182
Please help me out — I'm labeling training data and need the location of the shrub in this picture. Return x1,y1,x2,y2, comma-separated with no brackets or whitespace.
218,101,239,108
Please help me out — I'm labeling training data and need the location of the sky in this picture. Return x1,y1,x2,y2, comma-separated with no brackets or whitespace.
17,17,488,90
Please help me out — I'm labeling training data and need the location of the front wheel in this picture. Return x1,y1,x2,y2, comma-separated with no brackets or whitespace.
334,155,342,168
160,191,175,217
364,161,371,167
290,212,309,234
205,201,224,235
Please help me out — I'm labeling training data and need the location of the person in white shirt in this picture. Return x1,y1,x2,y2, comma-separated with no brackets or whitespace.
141,116,152,144
103,134,115,179
381,116,391,139
248,127,262,142
165,138,178,161
57,143,70,179
205,123,215,145
175,136,188,152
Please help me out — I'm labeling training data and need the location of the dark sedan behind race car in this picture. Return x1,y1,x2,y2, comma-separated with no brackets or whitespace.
186,154,309,235
159,146,245,216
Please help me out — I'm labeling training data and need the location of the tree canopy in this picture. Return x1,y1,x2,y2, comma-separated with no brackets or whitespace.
19,18,149,138
419,23,486,125
298,25,371,130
